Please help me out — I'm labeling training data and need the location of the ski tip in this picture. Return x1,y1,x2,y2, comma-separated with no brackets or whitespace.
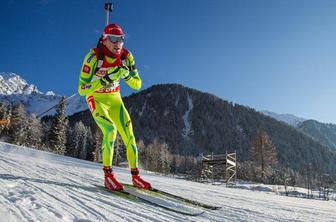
174,210,205,217
194,211,205,216
211,206,222,210
187,212,205,217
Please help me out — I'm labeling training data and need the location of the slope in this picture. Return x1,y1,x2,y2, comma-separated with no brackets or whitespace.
0,142,335,222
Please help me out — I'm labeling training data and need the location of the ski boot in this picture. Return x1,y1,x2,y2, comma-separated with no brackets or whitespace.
103,167,124,191
131,168,152,189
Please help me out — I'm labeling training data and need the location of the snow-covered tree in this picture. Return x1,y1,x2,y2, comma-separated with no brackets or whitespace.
137,139,146,167
48,97,67,155
7,103,28,145
159,142,171,174
140,139,172,174
92,130,102,162
66,121,92,159
113,133,125,166
25,114,43,149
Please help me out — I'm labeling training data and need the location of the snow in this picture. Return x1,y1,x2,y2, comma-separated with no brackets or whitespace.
139,99,147,117
175,96,179,107
45,91,56,96
1,142,336,221
0,72,40,95
261,111,306,127
182,93,193,138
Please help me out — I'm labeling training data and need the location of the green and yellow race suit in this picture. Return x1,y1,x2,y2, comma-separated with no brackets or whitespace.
78,48,141,169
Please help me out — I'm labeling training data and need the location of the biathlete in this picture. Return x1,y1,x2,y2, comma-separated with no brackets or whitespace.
78,23,151,191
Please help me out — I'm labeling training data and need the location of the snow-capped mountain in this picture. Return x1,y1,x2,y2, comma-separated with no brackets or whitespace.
0,72,41,95
0,72,86,116
261,110,306,127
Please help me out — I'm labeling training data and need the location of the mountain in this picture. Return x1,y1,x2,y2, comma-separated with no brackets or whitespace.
0,72,41,95
261,110,336,152
261,111,305,127
0,72,86,116
2,72,334,173
69,84,336,174
298,120,336,151
1,141,335,221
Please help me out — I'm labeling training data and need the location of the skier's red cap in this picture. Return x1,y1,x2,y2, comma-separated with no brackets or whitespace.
103,23,124,37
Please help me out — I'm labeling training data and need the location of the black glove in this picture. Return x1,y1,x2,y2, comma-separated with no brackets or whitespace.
100,74,115,86
99,66,121,86
119,65,130,80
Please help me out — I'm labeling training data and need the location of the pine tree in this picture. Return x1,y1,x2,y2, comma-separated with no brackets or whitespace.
76,121,90,159
7,103,28,145
0,102,6,120
92,130,102,162
41,115,53,150
26,114,43,149
113,133,125,166
66,121,92,160
81,124,93,160
137,140,146,168
0,102,10,137
48,97,67,155
250,129,278,182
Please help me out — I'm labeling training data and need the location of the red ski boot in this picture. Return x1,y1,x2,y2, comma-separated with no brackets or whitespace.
131,168,152,189
103,167,124,191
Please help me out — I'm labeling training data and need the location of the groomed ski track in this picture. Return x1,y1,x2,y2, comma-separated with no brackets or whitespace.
0,142,335,222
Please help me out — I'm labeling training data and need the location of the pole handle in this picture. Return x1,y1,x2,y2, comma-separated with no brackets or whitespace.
105,3,113,26
105,3,113,12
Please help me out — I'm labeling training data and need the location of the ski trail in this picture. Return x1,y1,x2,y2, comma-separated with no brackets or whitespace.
0,144,195,221
1,142,336,222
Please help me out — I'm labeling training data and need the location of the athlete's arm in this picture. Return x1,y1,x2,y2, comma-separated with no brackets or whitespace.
122,52,142,90
78,49,105,96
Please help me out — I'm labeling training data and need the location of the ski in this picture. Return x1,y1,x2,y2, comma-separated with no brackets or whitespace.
95,185,205,216
123,184,221,210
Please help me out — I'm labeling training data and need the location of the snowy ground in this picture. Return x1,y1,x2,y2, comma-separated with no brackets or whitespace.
0,142,335,222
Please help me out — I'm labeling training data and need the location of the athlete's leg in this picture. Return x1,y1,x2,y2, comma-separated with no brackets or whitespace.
87,96,117,167
107,97,151,189
108,101,138,169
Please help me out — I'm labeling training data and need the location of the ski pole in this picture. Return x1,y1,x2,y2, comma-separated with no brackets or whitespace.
36,93,78,118
36,4,112,119
105,3,113,26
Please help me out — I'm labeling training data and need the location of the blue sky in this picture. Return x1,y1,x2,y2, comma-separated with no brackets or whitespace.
1,0,336,124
